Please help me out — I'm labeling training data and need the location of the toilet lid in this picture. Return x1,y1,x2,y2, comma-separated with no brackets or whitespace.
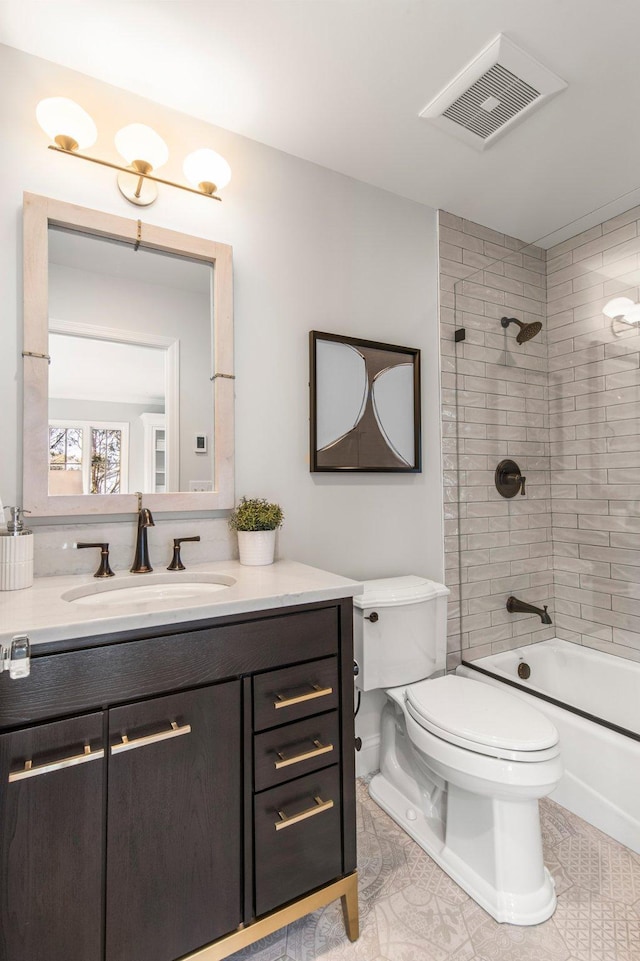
405,675,559,753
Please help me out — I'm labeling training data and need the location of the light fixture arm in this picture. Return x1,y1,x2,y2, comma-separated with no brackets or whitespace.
48,144,222,201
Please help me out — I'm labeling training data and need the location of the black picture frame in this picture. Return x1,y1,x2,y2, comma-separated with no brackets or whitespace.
309,330,421,473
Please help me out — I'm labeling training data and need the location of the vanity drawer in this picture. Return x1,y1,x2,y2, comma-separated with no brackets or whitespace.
253,765,342,917
254,711,339,792
253,657,339,732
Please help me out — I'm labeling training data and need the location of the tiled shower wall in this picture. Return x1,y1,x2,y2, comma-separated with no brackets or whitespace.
547,207,640,664
439,211,554,669
440,206,640,667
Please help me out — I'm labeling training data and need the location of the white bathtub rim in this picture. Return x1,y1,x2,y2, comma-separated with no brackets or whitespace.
460,639,639,741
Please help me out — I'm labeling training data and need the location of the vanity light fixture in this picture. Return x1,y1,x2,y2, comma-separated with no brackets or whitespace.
36,97,231,207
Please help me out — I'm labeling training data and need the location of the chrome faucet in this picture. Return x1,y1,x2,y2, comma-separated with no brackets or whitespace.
506,595,552,624
131,492,155,573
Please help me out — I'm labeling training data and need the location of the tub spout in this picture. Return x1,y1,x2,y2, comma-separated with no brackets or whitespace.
506,595,552,624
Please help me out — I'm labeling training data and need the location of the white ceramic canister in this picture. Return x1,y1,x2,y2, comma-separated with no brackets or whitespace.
0,530,34,590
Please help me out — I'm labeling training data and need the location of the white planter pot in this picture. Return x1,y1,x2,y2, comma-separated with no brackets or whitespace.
237,529,277,566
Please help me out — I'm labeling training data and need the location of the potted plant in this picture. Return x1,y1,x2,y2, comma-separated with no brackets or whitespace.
228,497,284,566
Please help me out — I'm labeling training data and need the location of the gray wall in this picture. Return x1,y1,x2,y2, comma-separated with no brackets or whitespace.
0,43,443,588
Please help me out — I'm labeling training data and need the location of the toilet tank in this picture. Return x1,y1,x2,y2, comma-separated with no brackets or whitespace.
353,575,449,692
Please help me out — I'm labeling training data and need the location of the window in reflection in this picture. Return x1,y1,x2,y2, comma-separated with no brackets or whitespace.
49,420,129,494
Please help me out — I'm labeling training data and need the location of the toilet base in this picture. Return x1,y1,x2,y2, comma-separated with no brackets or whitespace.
370,770,557,925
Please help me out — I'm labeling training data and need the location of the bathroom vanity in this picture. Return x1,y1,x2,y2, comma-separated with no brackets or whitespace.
0,561,360,961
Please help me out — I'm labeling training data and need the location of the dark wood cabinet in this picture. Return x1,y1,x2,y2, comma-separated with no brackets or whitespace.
0,597,357,961
106,684,242,961
0,712,105,961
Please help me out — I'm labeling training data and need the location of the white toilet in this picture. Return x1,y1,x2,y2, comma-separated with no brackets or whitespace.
354,575,562,926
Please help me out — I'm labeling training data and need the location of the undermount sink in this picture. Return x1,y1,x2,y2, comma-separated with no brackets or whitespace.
62,572,236,609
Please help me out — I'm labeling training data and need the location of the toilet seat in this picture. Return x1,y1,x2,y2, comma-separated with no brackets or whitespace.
404,674,560,763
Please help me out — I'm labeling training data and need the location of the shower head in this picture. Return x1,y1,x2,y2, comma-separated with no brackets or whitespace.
501,316,543,344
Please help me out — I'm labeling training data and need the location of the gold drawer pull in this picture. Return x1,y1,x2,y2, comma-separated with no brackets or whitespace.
273,684,333,710
274,739,334,770
9,744,105,782
275,795,334,831
111,720,191,755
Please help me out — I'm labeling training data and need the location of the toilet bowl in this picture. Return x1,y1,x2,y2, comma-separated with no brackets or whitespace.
355,576,562,925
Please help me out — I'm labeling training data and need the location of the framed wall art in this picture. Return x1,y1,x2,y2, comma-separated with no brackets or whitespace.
309,330,421,472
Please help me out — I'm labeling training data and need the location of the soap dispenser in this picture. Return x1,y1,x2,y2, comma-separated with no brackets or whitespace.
0,508,34,591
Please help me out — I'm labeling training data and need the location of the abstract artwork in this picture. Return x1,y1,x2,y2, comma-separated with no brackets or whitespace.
309,331,421,472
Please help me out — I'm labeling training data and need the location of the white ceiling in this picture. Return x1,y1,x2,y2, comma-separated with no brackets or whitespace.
49,228,212,293
49,334,165,406
2,0,640,244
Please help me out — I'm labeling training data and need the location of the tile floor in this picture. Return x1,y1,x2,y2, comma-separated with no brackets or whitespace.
231,778,640,961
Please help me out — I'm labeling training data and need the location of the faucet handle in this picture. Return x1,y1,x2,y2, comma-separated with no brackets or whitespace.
76,542,115,578
167,536,201,572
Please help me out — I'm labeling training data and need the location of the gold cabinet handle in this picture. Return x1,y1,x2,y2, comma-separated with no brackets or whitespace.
274,739,334,770
273,684,333,710
275,795,334,831
8,744,105,782
111,720,191,755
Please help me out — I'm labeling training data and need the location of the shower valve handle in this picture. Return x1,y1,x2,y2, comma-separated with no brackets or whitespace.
508,473,526,495
505,471,526,495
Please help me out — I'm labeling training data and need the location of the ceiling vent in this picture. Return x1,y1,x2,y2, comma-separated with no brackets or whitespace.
419,35,567,150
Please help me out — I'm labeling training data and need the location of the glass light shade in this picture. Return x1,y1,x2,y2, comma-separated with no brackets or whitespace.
602,296,635,319
620,302,640,324
115,124,169,170
183,148,232,192
36,97,97,149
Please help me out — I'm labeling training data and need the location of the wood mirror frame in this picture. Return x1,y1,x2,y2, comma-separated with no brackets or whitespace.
22,192,234,516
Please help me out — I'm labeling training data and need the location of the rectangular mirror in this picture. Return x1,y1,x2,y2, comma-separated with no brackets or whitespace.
23,193,234,515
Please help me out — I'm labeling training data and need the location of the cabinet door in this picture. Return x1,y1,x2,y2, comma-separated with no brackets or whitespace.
0,713,105,961
106,682,241,961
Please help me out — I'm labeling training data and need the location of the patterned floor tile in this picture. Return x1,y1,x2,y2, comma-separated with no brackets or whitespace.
544,851,578,898
228,780,639,961
400,834,469,906
551,887,640,961
375,889,471,960
357,822,412,911
555,836,640,904
285,896,380,961
227,929,287,961
462,897,571,961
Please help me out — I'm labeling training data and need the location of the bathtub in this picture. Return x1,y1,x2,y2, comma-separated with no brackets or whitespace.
456,639,640,854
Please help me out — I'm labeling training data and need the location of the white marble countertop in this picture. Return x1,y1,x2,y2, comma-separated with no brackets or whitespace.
0,559,363,648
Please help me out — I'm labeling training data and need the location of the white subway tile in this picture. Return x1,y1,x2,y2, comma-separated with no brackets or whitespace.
439,210,464,230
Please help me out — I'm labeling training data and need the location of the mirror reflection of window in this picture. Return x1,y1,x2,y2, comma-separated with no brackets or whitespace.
49,420,129,494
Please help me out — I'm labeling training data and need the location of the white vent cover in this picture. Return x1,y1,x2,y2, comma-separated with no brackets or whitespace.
420,35,567,150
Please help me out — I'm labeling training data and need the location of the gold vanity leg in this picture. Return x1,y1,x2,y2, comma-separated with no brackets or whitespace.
340,871,360,942
184,872,359,960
